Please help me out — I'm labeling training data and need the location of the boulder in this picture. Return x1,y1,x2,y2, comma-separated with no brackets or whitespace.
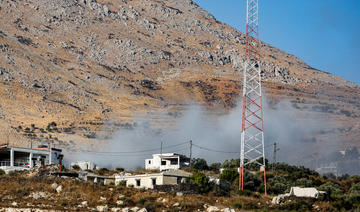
56,185,63,193
51,182,58,190
207,206,220,212
97,205,109,212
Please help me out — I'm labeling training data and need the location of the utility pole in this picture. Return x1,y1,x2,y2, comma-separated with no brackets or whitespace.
160,139,163,156
273,142,280,171
240,0,267,195
189,140,192,168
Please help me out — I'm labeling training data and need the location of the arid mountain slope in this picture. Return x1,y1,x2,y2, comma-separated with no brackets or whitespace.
0,0,359,158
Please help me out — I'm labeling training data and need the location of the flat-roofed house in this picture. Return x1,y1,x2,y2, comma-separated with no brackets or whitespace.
145,153,190,171
0,144,62,172
114,169,192,189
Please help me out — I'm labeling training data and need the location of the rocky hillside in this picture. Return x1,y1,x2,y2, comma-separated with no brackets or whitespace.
0,0,359,161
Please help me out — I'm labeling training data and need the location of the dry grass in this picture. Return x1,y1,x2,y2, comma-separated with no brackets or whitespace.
0,170,276,211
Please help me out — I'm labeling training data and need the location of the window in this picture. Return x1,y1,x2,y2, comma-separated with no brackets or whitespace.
136,179,141,187
148,160,151,164
152,178,156,186
177,177,182,184
161,160,166,165
170,158,178,165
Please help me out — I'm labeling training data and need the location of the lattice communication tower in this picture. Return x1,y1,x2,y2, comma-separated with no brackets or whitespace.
240,0,267,194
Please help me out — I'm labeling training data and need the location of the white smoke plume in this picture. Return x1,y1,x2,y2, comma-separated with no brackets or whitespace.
63,97,341,170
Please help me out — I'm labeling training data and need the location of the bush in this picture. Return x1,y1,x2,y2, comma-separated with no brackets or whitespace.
268,176,289,194
243,171,262,191
236,189,252,196
118,180,127,187
209,163,221,172
295,178,313,187
219,169,238,183
191,158,208,170
8,171,18,176
116,167,125,171
317,182,343,198
221,158,240,169
281,200,313,211
347,183,360,204
232,202,242,209
190,172,211,193
72,165,80,170
0,169,5,175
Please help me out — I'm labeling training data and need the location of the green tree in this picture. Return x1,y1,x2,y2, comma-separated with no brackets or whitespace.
268,176,289,194
347,183,360,205
190,172,211,193
219,169,238,184
191,158,208,170
295,178,313,187
209,162,221,172
317,181,343,198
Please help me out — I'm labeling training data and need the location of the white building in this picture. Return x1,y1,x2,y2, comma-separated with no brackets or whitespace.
0,144,62,172
289,187,326,198
114,169,192,189
71,161,97,170
145,153,190,171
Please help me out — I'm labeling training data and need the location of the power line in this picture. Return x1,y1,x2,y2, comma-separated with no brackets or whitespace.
192,143,239,154
78,147,190,157
69,141,188,154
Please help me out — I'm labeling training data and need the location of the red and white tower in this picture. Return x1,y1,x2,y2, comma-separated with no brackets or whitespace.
240,0,267,194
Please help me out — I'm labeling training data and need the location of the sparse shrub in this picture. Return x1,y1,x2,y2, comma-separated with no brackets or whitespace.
72,165,80,170
281,200,313,211
15,189,28,198
61,201,68,207
236,189,252,196
233,202,242,209
116,167,124,171
8,170,17,176
137,197,146,206
190,172,211,193
242,202,259,210
209,162,221,172
211,184,230,196
118,180,126,187
219,169,238,184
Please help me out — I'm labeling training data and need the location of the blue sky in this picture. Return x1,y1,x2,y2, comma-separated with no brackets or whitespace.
194,0,360,84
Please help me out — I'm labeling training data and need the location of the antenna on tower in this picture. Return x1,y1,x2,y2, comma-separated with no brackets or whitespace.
239,0,267,195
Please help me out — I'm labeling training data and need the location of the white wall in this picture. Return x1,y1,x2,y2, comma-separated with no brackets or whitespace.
115,174,164,189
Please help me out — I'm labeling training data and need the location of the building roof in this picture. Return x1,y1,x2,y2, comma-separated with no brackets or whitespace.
152,153,189,159
0,145,62,154
163,169,192,177
289,187,323,198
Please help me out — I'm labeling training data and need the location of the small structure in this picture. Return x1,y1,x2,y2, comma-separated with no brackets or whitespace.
85,172,115,185
272,187,326,204
289,187,325,198
0,144,62,172
145,153,190,171
71,161,97,170
114,169,192,189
